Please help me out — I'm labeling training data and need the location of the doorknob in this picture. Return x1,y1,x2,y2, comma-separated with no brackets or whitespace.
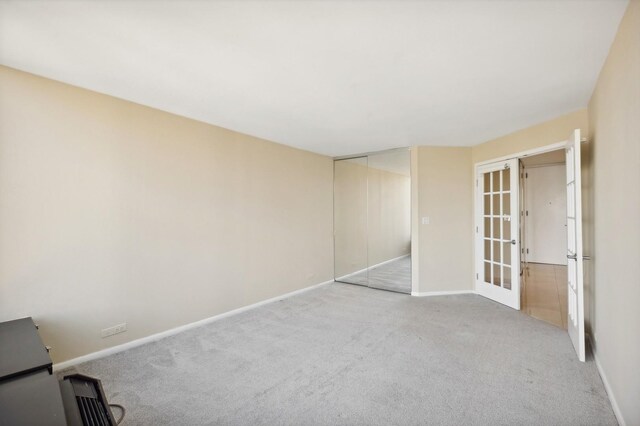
583,255,591,261
510,239,516,245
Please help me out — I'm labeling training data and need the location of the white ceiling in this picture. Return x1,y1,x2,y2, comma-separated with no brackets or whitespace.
0,1,628,157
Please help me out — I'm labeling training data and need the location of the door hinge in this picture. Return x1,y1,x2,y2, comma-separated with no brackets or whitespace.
476,273,479,280
476,179,478,187
526,248,529,254
476,226,478,233
525,172,528,178
526,210,529,216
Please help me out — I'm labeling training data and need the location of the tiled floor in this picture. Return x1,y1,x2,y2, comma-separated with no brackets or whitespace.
521,262,568,329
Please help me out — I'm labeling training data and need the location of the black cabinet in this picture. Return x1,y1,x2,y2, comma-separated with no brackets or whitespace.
0,317,67,426
0,318,52,381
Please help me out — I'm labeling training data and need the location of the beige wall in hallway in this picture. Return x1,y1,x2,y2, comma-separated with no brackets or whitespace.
416,147,473,293
0,66,334,363
587,1,640,424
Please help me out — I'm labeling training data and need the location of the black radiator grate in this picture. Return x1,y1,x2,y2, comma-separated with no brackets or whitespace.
76,395,113,426
59,374,116,426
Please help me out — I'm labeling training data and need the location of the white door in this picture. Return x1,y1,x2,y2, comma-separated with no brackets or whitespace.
476,159,520,309
525,165,568,265
565,129,586,362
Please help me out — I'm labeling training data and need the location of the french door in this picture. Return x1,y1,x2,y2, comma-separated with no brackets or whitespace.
565,129,586,362
476,158,520,309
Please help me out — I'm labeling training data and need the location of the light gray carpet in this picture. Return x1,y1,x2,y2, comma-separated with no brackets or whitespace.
339,256,411,294
60,283,616,425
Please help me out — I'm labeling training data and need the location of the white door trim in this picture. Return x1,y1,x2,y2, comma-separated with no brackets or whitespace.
475,141,567,167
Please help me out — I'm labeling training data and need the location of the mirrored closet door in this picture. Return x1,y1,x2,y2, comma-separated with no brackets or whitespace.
334,157,369,286
334,149,411,294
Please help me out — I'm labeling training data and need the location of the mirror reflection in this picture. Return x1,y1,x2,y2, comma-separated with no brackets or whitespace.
334,149,411,293
334,157,369,286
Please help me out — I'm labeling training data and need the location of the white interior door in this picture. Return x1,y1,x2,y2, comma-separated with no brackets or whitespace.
525,165,568,265
476,159,520,309
565,129,586,362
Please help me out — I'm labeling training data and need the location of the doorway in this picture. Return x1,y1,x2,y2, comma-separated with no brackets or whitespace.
474,129,586,361
333,149,412,294
520,149,568,329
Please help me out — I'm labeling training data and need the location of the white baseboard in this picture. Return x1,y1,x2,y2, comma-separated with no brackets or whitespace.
588,335,626,426
335,254,410,282
411,290,476,297
53,279,334,372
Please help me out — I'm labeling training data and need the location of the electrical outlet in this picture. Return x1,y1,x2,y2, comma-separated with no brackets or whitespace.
101,323,127,338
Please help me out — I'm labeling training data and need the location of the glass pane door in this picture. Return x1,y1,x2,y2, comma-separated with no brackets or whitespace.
483,167,512,288
476,159,520,309
564,129,585,361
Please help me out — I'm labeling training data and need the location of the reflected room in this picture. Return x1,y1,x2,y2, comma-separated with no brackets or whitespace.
334,149,411,293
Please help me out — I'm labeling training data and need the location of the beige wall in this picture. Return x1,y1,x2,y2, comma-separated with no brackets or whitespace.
334,159,411,278
416,147,473,293
587,1,640,424
471,109,589,164
0,66,334,363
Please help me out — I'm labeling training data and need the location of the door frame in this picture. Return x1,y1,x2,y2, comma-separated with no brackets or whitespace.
473,140,572,303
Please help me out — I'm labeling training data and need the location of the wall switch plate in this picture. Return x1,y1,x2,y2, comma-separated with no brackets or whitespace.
101,323,127,338
421,216,430,225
